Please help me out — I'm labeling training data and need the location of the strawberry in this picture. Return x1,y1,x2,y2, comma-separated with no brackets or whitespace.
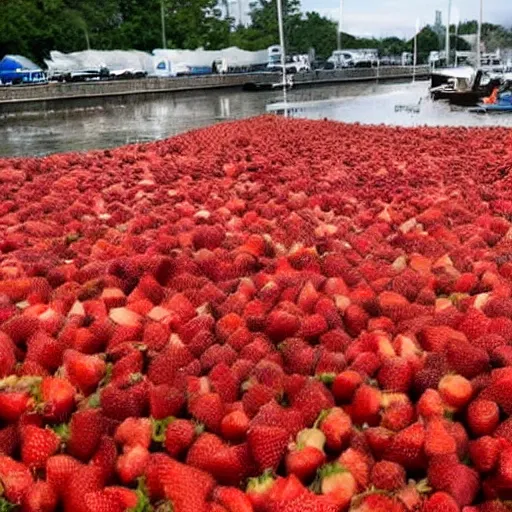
26,331,65,373
273,492,339,512
159,456,216,512
162,418,197,458
46,454,83,496
0,424,19,456
67,408,106,461
370,460,406,491
285,428,326,483
343,304,369,337
428,457,479,507
417,389,445,419
149,384,186,419
90,435,117,482
210,363,239,404
0,388,33,422
265,310,300,342
469,436,500,473
21,481,58,512
242,384,277,419
63,349,106,396
467,399,500,436
147,341,194,386
116,445,150,484
221,410,250,442
62,465,105,512
189,392,224,433
40,377,75,421
100,375,149,420
315,462,357,509
0,333,16,378
377,357,414,393
383,422,426,470
446,338,490,379
21,425,61,470
438,374,472,409
338,448,370,490
0,455,34,504
425,418,457,458
418,326,466,352
213,487,254,512
351,384,382,426
332,371,363,403
290,380,335,426
248,425,290,472
351,493,407,512
317,408,352,454
114,417,152,450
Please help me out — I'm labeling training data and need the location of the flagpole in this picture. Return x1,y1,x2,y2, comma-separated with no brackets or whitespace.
413,18,419,83
476,0,483,67
338,0,343,51
276,0,288,117
445,0,451,66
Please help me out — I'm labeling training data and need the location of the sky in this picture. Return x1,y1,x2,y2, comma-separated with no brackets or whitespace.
300,0,511,38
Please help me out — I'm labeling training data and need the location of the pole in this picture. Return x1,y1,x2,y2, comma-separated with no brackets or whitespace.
276,0,288,117
413,18,419,83
476,0,483,67
445,0,451,66
338,0,343,51
161,0,167,49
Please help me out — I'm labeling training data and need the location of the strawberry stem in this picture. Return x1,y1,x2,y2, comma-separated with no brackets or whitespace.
151,416,174,443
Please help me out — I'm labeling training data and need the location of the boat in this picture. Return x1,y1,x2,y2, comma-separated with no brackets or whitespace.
470,103,512,113
430,70,502,106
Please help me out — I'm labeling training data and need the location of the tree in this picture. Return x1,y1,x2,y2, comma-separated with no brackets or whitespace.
290,12,337,58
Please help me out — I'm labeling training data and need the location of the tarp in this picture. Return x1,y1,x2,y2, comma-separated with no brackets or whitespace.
0,55,41,72
44,50,155,75
152,47,269,69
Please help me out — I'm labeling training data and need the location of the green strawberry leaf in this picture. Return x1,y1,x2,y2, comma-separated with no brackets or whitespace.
0,497,17,512
151,416,175,443
316,373,336,385
128,478,154,512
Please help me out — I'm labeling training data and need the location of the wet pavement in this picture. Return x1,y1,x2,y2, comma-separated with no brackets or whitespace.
1,80,511,158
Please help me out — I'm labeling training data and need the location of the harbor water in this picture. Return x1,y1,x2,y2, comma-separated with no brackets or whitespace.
2,80,512,158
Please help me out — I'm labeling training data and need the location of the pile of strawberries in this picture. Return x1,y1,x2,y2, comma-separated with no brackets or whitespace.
1,116,512,512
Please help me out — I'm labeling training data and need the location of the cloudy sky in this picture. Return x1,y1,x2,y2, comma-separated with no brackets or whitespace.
299,0,511,38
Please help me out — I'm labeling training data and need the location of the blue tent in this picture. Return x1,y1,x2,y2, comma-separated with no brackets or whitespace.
0,55,46,85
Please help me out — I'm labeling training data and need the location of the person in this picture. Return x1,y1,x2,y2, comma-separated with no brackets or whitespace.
483,86,499,104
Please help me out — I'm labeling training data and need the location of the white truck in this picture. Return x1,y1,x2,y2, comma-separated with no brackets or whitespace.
267,45,310,74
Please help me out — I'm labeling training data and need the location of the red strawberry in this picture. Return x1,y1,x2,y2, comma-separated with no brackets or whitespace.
62,465,105,512
46,455,83,496
116,445,150,484
63,349,106,396
332,371,363,403
467,399,500,436
351,384,381,426
422,492,460,512
417,389,445,420
189,392,224,433
67,408,106,461
0,455,34,503
285,428,326,483
384,422,426,470
0,423,19,456
26,331,64,373
163,418,197,458
90,436,117,482
149,384,186,420
316,462,357,510
147,339,194,386
343,304,369,337
0,333,16,378
469,436,500,473
114,417,152,450
291,380,335,427
242,384,277,419
265,310,300,342
425,418,457,458
21,481,58,512
418,326,466,352
446,338,490,379
338,448,370,490
370,460,406,491
221,410,250,442
159,456,215,512
317,408,352,454
273,492,339,512
0,388,33,422
21,425,61,470
40,377,75,421
248,425,290,472
350,493,407,512
377,358,414,393
213,487,254,512
438,374,472,410
100,375,149,420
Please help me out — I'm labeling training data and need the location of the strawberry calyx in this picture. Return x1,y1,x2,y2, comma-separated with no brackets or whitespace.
246,469,276,494
316,373,336,385
414,479,432,494
51,422,71,444
311,462,349,493
0,498,16,512
128,478,154,512
350,487,390,508
313,409,331,429
151,416,175,443
154,501,173,512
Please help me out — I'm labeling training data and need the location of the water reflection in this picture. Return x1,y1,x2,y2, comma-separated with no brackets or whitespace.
1,80,510,158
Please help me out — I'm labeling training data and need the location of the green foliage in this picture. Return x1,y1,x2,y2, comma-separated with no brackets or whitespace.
1,0,511,68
